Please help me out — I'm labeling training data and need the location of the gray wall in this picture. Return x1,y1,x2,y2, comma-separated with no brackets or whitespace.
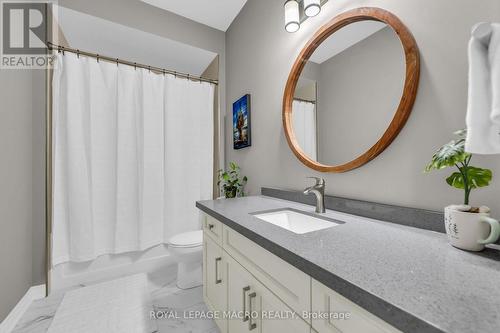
226,0,500,215
202,56,222,197
0,69,45,320
0,0,226,321
316,27,405,165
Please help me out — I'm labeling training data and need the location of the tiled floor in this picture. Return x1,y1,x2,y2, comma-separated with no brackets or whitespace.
12,272,218,333
151,283,219,333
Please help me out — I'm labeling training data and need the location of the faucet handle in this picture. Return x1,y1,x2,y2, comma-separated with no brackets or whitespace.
306,177,325,186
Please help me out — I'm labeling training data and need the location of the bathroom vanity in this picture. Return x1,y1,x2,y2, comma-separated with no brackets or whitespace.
202,213,398,333
197,194,500,333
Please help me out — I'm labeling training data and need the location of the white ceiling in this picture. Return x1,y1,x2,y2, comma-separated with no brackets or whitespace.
58,6,217,75
140,0,248,31
309,21,387,64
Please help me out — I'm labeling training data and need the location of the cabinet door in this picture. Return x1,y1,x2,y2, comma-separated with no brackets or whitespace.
227,254,261,333
227,255,310,333
203,235,227,331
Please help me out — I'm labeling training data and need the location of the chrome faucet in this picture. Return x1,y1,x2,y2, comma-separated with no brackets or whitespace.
303,177,326,214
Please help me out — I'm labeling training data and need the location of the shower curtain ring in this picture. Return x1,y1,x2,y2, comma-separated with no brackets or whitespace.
134,62,137,70
174,71,177,78
116,58,119,66
57,46,61,54
96,54,100,63
162,69,165,76
76,49,80,58
148,66,151,73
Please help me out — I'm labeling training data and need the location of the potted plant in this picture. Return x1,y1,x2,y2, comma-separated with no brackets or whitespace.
217,162,248,199
425,129,499,251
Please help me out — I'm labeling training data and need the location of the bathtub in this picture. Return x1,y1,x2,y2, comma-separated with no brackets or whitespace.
50,244,176,292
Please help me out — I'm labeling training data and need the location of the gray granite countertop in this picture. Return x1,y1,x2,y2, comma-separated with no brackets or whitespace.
196,195,500,333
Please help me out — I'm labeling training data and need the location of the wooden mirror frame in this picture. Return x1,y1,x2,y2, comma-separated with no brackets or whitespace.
283,7,420,173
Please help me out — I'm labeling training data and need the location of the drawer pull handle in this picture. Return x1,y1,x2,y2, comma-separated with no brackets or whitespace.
242,286,250,322
327,295,334,326
215,257,222,284
208,224,215,230
248,292,257,331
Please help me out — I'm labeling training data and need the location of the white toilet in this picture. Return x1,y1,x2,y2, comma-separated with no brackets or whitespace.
167,230,203,289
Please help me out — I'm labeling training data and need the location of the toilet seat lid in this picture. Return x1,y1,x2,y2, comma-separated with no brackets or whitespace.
168,230,203,247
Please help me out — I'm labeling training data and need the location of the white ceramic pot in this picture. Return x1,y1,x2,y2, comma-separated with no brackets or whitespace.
444,205,500,251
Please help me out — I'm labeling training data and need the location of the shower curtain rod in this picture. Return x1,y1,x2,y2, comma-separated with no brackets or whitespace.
46,42,219,85
293,97,316,104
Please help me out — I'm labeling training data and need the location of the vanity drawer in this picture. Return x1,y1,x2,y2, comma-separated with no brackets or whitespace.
311,279,401,333
203,214,223,245
222,225,311,322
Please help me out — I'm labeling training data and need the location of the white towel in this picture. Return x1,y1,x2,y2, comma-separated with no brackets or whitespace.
465,23,500,154
490,24,500,124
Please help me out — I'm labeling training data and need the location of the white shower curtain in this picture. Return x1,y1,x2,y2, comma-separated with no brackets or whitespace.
292,100,317,160
52,53,214,265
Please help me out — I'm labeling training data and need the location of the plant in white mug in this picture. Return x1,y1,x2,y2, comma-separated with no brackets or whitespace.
425,129,500,251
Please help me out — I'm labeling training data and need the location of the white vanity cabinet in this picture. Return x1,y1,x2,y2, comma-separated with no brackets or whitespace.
202,214,400,333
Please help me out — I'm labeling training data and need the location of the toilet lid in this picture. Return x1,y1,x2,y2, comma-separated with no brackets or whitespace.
168,230,203,247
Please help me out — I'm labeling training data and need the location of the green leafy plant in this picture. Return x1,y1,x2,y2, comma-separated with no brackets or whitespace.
217,162,248,198
425,129,492,206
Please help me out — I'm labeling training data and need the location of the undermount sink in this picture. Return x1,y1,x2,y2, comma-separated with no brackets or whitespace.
252,208,342,234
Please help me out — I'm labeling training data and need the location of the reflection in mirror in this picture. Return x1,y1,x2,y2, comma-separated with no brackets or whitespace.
292,20,405,166
293,78,317,160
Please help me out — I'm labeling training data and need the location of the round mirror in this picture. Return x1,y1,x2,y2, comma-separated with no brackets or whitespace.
283,8,420,173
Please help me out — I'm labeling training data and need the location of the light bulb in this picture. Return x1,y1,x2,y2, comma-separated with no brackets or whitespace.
304,0,321,17
284,0,300,33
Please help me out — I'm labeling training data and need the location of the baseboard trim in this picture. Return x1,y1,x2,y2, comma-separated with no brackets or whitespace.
0,285,46,333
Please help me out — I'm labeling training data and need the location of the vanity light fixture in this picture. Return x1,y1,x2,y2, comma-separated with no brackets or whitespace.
284,0,300,33
284,0,328,33
304,0,321,17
